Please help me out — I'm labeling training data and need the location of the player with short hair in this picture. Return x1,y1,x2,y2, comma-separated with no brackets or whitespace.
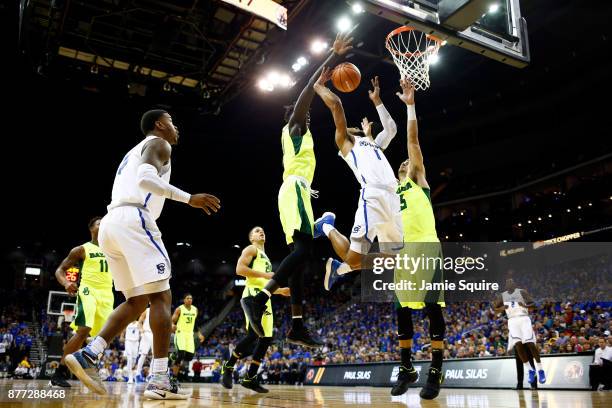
310,71,402,290
171,293,201,380
221,226,290,393
65,109,221,400
50,216,114,388
391,79,446,400
494,278,546,385
241,33,353,348
123,320,140,384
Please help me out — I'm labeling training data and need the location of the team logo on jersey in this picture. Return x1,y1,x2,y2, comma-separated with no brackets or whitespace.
353,225,362,233
82,287,89,295
156,263,166,274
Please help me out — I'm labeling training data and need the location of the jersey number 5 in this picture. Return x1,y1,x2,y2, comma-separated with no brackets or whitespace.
399,194,407,211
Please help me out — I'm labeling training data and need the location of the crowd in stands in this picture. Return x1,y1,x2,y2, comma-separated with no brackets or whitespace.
0,306,36,379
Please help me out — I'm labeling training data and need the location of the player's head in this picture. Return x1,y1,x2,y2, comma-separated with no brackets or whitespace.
284,104,310,128
248,226,266,244
183,293,193,306
398,159,410,180
140,109,179,145
598,338,606,349
88,216,102,236
505,278,516,291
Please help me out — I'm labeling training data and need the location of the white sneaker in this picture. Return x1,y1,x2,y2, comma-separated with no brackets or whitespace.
127,378,134,384
143,374,191,400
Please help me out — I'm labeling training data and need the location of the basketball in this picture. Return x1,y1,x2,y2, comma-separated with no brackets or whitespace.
332,62,361,93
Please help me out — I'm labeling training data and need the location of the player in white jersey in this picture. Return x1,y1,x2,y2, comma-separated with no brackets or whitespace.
65,109,221,400
136,307,153,382
123,321,141,384
312,71,402,289
494,279,546,385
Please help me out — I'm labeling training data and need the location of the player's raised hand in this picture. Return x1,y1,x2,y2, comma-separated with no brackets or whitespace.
396,77,416,105
368,76,382,105
333,32,353,56
316,66,333,87
189,193,221,215
64,282,78,296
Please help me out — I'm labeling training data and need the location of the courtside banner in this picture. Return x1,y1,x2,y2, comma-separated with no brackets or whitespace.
304,354,593,389
221,0,287,29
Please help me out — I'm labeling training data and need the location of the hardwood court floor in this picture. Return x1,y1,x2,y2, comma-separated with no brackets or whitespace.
0,380,610,407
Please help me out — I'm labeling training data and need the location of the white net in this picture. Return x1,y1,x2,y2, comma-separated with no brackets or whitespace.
386,27,441,91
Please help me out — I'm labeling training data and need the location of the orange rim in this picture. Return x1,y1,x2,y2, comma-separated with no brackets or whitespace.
385,26,442,57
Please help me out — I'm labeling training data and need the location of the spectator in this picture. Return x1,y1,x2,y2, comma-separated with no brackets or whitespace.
589,338,612,390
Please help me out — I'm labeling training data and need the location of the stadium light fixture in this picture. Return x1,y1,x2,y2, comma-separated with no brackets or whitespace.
566,209,571,213
352,3,365,14
297,56,308,66
577,205,582,210
517,223,522,227
548,214,552,218
25,266,41,276
258,78,274,92
488,3,500,14
337,16,352,33
279,74,293,88
527,220,532,224
311,40,329,54
292,63,301,72
267,71,281,85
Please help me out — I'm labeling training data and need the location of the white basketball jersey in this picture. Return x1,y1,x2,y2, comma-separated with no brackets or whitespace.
502,289,529,319
143,308,152,333
108,135,171,220
341,137,397,189
125,322,140,342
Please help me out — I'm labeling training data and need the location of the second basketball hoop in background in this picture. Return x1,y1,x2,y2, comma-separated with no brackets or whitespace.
332,62,361,93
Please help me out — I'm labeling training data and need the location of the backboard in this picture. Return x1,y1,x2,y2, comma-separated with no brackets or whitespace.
362,0,530,67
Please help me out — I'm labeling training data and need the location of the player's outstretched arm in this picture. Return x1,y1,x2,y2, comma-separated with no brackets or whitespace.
172,306,181,325
369,76,397,150
55,246,84,296
314,67,353,156
236,245,274,280
139,138,221,215
519,289,536,309
397,78,428,188
289,32,353,136
273,287,291,297
137,310,146,332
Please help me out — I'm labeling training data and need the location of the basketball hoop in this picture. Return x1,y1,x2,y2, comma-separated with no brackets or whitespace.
62,309,74,323
386,26,442,91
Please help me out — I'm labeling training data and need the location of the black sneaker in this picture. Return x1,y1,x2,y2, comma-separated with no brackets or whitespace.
530,379,538,390
240,375,269,393
240,297,266,337
515,383,524,390
419,367,443,400
49,365,71,388
391,365,418,396
286,327,323,348
221,363,234,389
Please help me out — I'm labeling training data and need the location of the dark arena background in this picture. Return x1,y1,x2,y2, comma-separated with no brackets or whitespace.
1,0,611,407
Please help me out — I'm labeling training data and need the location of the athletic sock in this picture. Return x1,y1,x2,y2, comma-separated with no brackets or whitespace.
152,357,169,374
85,336,107,358
226,352,240,368
322,224,336,237
400,348,413,368
336,262,353,276
524,362,532,372
136,355,146,377
292,316,304,330
535,361,543,371
247,361,261,378
431,349,443,371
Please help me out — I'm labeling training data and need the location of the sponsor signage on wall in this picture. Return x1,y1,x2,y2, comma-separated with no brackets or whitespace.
304,354,592,389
